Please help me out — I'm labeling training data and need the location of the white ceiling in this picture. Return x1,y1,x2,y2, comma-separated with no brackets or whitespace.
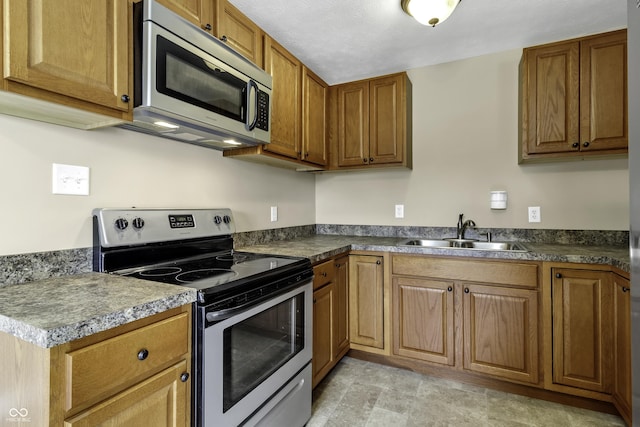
228,0,627,85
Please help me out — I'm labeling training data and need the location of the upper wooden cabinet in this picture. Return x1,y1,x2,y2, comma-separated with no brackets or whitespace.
519,30,627,162
264,36,303,159
224,36,329,171
331,72,412,170
1,0,132,126
215,0,263,65
156,0,214,33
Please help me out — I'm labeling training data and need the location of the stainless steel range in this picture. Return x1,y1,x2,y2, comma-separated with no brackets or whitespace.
93,208,313,427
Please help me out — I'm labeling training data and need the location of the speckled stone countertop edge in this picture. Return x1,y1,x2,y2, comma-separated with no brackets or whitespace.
0,273,198,348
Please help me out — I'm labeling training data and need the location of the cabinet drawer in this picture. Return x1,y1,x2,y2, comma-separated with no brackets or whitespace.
392,255,539,289
65,312,189,411
314,260,335,289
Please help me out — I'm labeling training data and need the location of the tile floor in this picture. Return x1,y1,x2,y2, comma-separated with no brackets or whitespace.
308,357,626,427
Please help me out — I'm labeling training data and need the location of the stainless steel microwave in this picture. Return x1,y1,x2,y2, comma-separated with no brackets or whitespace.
120,0,272,150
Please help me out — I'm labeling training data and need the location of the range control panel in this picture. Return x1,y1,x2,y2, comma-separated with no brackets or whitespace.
94,208,235,248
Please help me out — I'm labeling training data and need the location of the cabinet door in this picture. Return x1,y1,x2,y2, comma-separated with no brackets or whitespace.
334,256,349,357
263,36,302,159
349,255,384,349
369,74,404,165
523,41,580,155
156,0,214,33
4,0,130,112
337,81,370,167
312,283,335,387
301,66,329,166
65,361,189,427
216,0,263,65
392,277,454,365
463,284,539,384
551,269,613,393
612,275,631,424
580,31,627,152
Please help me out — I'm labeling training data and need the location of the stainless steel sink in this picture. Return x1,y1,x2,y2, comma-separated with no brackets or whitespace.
399,239,528,252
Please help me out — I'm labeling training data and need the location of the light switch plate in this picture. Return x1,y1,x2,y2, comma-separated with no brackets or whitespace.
395,204,404,219
270,206,278,222
52,163,90,195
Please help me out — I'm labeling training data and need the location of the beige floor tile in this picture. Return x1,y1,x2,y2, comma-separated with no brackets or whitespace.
309,357,626,427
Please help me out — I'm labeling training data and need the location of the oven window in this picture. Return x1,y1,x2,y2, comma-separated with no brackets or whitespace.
222,293,304,412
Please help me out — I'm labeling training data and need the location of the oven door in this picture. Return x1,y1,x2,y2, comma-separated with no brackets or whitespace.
200,282,312,427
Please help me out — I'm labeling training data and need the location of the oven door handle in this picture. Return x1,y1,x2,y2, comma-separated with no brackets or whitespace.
205,296,268,324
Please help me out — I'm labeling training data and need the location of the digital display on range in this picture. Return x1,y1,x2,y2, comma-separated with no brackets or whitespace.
168,214,195,228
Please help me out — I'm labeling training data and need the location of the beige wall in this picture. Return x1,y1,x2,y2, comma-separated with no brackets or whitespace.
0,48,630,256
315,49,629,231
0,115,316,255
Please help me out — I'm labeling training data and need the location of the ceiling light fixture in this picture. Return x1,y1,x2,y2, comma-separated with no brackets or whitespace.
401,0,461,27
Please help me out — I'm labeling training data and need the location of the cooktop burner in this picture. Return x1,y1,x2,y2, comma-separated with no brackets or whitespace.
176,269,238,284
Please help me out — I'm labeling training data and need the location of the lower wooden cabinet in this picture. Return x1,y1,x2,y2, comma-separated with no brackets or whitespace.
549,268,613,394
463,283,539,384
349,254,385,350
392,276,454,365
391,255,540,385
0,305,191,426
312,255,349,387
613,273,632,426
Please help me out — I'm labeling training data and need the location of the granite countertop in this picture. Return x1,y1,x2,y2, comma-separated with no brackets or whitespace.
0,272,197,348
1,235,628,349
237,235,630,272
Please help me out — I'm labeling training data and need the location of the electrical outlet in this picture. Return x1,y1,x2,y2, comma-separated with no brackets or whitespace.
52,163,90,195
395,204,404,219
528,206,541,223
270,206,278,222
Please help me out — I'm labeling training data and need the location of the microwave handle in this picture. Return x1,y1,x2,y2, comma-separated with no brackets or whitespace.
246,79,259,131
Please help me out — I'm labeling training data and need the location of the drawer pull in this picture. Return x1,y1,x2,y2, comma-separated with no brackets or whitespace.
180,372,190,382
322,272,327,277
447,286,453,292
622,287,630,293
137,349,149,361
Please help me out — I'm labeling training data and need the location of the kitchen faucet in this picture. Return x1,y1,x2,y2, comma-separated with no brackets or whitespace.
456,214,476,240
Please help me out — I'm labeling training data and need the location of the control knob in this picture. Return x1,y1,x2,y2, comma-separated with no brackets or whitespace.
132,217,145,230
214,215,222,225
223,215,231,224
114,218,129,230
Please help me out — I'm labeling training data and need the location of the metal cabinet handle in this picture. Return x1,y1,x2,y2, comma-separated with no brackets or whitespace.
363,158,368,163
180,372,189,382
220,35,228,42
202,23,212,31
583,141,590,148
313,298,317,303
137,349,149,361
555,273,562,279
322,272,327,277
464,288,470,294
447,286,453,292
572,142,579,148
121,94,130,103
369,157,374,162
622,286,630,293
376,260,381,265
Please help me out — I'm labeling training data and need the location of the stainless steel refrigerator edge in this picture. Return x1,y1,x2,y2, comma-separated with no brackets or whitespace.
629,1,640,426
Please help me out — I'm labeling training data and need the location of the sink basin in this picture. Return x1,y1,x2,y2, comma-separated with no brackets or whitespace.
399,239,529,252
400,239,452,248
